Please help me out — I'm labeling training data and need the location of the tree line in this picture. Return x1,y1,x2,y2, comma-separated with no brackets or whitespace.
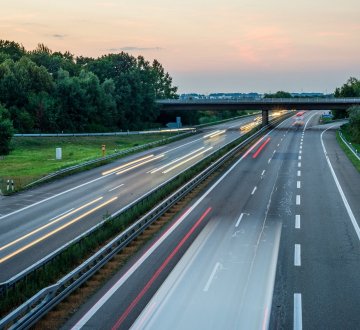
334,77,360,143
0,40,177,136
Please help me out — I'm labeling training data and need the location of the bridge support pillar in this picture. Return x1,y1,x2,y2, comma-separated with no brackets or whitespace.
262,110,269,126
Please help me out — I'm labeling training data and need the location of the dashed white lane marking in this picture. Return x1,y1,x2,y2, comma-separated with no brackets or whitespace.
298,156,302,160
295,215,301,229
261,170,266,176
294,244,301,266
273,150,276,154
235,213,244,227
294,293,303,330
296,195,301,205
297,170,301,177
49,208,74,222
109,184,124,192
300,145,302,150
268,158,271,164
251,186,257,195
277,143,280,147
203,262,221,292
299,150,302,154
297,181,301,189
298,162,301,168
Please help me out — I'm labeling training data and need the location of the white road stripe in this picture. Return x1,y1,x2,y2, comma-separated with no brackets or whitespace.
273,150,276,154
109,184,124,192
294,244,301,266
296,195,301,205
71,114,293,330
235,213,244,227
261,170,266,176
298,162,301,168
295,215,301,229
297,181,301,189
277,143,280,147
49,208,74,222
294,293,303,330
299,150,302,154
297,170,301,177
203,262,221,292
300,145,302,150
298,156,301,160
251,186,257,195
321,126,360,241
268,158,271,164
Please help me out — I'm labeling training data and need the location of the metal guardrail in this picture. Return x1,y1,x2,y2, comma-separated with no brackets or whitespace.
0,116,287,329
24,131,195,189
14,128,194,137
339,131,360,161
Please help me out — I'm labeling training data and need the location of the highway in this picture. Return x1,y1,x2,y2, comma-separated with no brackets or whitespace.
63,111,360,329
0,114,266,281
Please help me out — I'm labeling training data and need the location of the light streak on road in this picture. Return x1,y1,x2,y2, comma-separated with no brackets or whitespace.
116,155,165,175
150,147,205,174
102,155,155,176
0,197,104,252
162,147,213,174
0,197,118,263
203,130,226,139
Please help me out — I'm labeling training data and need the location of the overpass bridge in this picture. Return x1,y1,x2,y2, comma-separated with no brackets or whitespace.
156,98,360,125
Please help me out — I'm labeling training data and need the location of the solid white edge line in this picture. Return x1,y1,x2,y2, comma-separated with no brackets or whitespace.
321,126,360,241
71,116,292,329
295,215,301,229
203,262,221,292
0,173,113,221
294,293,303,330
294,244,301,266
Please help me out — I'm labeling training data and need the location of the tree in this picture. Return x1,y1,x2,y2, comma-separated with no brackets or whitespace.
347,106,360,143
0,40,25,61
264,91,292,98
0,104,14,155
333,77,360,119
334,77,360,98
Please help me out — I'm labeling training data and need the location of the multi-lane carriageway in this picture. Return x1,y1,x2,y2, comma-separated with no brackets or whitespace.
63,111,360,330
0,113,272,281
2,111,360,329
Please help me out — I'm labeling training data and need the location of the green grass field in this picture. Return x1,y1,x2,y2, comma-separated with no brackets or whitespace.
0,134,177,190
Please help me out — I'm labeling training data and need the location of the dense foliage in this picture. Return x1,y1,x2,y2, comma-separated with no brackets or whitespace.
334,77,360,143
263,91,292,98
0,104,14,155
0,40,178,133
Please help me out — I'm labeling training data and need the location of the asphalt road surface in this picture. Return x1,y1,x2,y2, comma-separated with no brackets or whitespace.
0,114,265,281
64,111,360,329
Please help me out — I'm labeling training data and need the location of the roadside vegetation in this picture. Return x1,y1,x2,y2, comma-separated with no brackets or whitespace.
0,133,179,191
333,77,360,170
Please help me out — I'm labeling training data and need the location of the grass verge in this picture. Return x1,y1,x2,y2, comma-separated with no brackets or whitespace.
0,133,193,193
336,129,360,173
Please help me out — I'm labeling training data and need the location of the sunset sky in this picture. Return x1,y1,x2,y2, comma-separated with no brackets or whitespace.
1,0,360,93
